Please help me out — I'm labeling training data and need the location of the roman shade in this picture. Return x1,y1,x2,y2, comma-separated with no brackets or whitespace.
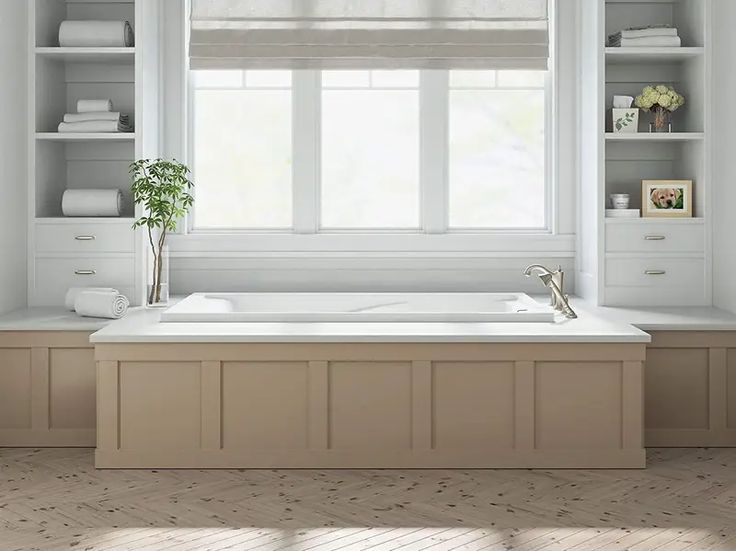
189,0,549,70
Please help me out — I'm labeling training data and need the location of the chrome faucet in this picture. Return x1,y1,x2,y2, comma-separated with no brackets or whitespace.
523,264,578,319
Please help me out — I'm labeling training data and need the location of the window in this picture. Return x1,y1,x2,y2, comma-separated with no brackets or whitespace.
191,69,548,232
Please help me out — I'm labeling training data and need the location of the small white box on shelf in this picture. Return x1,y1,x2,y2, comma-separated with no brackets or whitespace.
605,209,640,218
612,108,639,133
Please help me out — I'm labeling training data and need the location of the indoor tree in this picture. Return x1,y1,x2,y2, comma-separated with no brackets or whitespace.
130,159,194,305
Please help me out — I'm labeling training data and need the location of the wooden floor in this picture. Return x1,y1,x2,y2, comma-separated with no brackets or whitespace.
1,449,735,550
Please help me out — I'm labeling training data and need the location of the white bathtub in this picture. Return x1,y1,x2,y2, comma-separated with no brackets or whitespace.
161,292,555,323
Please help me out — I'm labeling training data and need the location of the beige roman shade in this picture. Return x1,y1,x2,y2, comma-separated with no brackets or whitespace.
189,0,549,70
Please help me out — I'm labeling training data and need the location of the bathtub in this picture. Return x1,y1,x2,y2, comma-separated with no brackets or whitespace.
160,292,555,323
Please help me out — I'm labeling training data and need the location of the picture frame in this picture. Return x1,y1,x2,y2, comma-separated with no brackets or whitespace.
641,179,693,218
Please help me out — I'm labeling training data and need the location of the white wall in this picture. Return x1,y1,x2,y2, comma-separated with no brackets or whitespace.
712,0,736,313
0,0,28,314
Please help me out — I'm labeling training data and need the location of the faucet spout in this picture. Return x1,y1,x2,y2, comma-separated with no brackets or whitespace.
522,264,577,319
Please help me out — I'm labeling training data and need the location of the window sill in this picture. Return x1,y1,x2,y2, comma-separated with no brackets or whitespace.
167,232,575,258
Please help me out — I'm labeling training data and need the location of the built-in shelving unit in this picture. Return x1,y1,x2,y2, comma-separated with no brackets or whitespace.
579,0,711,307
28,0,160,306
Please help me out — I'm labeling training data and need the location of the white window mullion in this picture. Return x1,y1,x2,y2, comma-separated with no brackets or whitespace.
420,70,448,234
292,70,320,233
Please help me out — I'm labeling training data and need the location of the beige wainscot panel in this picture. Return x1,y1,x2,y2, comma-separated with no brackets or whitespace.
432,362,514,450
0,348,32,429
119,361,201,450
94,342,647,469
222,361,309,450
329,361,412,450
645,332,736,447
0,332,95,446
535,362,623,450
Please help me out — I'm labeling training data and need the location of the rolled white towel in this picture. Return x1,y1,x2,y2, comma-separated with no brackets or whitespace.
74,290,129,319
77,99,113,113
58,120,132,133
61,189,123,217
59,20,134,48
63,112,128,123
65,287,118,311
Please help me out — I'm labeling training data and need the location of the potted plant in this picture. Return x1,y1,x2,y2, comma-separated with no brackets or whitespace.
130,159,194,306
634,85,685,132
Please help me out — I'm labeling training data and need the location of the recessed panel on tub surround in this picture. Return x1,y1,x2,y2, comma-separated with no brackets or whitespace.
49,348,96,430
328,362,412,450
645,348,709,430
119,362,201,450
535,362,622,450
222,362,309,449
0,349,32,429
432,362,514,449
728,350,736,430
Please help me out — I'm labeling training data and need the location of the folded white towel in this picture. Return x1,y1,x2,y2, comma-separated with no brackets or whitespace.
59,20,134,48
610,36,682,47
63,112,129,123
77,99,113,113
65,287,119,311
62,189,123,217
74,290,129,319
57,120,132,133
609,27,678,41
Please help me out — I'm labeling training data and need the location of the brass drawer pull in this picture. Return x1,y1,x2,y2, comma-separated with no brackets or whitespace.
74,235,96,241
74,269,97,275
644,235,666,241
644,270,666,276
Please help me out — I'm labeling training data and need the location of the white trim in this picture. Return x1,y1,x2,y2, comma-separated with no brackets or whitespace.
420,70,448,234
292,70,320,233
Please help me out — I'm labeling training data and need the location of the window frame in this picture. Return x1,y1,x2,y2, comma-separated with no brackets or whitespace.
186,68,553,236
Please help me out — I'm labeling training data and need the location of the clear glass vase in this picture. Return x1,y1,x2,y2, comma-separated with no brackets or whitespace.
650,106,671,133
146,243,170,308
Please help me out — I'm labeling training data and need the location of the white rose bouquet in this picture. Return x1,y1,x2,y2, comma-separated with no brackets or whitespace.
634,85,685,132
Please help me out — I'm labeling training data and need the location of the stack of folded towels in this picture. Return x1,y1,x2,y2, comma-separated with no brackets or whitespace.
65,287,129,320
608,25,681,47
58,99,133,133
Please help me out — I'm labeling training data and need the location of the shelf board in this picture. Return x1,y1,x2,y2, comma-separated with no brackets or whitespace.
34,217,135,224
605,132,704,142
35,47,135,64
605,217,705,224
35,132,135,142
605,47,704,64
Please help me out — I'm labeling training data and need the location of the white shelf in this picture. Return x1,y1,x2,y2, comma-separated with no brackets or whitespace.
605,47,704,64
605,132,704,142
35,47,135,64
605,217,705,224
35,132,136,142
34,217,135,224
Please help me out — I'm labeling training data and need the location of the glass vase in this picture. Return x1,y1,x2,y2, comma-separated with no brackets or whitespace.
650,106,671,133
146,243,170,308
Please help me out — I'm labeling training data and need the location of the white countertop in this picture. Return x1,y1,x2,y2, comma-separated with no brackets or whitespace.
4,298,736,344
0,308,114,332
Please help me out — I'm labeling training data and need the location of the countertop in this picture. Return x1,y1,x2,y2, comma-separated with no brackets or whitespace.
4,298,736,344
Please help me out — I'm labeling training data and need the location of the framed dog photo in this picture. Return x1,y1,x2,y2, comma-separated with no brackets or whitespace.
642,179,693,218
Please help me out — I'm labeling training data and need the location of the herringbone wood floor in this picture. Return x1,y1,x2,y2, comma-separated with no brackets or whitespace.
1,448,735,551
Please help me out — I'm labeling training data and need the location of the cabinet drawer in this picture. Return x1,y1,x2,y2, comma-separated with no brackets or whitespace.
35,222,135,254
605,257,705,288
606,222,704,253
33,257,135,306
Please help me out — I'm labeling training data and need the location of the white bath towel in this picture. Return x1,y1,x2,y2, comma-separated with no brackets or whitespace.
65,287,119,311
77,99,113,113
58,120,132,133
63,112,128,123
62,189,123,217
74,290,129,319
609,27,678,41
609,36,682,47
58,20,134,48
